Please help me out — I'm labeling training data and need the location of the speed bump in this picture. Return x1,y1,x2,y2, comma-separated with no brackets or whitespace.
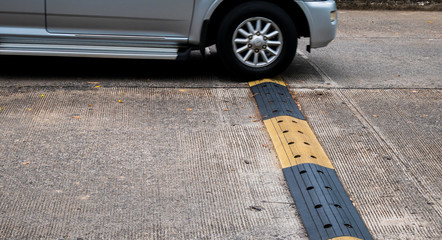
250,79,372,240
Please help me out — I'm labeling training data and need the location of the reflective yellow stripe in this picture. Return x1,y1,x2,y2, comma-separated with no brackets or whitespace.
248,77,287,87
263,115,334,169
329,237,363,240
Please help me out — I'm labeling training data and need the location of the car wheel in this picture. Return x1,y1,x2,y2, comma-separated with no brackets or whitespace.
216,1,297,78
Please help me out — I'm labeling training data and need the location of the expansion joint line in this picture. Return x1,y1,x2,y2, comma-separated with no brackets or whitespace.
249,78,372,240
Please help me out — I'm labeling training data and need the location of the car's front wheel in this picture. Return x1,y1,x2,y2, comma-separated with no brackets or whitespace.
216,1,297,78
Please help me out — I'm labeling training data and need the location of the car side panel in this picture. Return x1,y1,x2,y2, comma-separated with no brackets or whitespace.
0,0,45,29
46,0,195,38
188,0,219,45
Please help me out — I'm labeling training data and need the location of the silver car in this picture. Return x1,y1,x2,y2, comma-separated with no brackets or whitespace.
0,0,337,77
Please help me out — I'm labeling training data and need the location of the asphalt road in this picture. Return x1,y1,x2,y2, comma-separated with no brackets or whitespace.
0,11,441,239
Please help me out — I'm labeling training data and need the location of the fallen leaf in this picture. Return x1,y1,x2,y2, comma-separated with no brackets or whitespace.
27,108,32,111
72,116,81,119
0,107,2,111
88,82,100,84
41,94,45,97
263,144,268,148
373,115,378,118
179,89,186,92
411,90,418,93
22,162,31,165
223,109,230,111
94,85,101,88
79,195,90,200
428,21,433,23
88,104,93,107
118,99,122,103
187,108,193,111
253,119,259,122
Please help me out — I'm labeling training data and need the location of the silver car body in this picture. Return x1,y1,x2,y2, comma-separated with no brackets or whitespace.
0,0,337,59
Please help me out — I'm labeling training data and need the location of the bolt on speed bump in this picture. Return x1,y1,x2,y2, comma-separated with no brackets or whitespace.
249,79,372,240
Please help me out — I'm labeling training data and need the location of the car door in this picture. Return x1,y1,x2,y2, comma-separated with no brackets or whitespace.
45,0,195,38
0,0,45,31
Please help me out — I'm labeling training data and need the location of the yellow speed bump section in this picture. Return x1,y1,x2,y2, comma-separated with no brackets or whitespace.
249,77,287,87
264,115,334,169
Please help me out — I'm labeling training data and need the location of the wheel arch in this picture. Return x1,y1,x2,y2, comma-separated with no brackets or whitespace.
202,0,310,48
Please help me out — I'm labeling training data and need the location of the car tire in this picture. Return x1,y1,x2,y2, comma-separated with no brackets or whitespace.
216,1,297,79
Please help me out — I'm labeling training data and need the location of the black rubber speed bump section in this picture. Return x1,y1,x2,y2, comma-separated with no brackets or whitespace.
249,79,372,240
250,79,305,120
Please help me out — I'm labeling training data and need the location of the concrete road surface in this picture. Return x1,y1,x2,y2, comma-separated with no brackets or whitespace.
0,11,440,239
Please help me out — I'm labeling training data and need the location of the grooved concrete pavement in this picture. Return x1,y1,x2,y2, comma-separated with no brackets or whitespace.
0,87,306,239
0,11,441,239
294,89,441,239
